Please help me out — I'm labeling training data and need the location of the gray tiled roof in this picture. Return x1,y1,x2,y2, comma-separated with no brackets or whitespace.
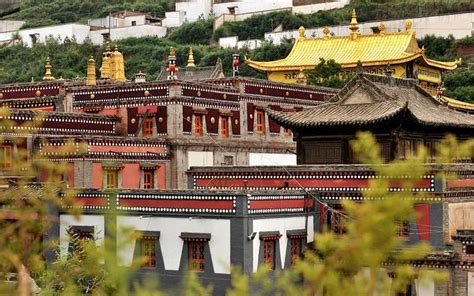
268,74,474,129
156,58,225,81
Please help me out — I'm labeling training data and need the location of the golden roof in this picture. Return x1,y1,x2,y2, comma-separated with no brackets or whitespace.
246,19,459,72
439,95,474,111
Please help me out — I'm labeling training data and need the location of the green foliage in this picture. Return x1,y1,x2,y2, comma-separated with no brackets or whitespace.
305,58,352,88
418,35,456,61
213,0,473,40
2,0,172,29
168,18,214,45
444,68,474,103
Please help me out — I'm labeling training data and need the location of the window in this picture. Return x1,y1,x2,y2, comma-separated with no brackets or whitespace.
397,221,410,240
0,144,13,170
188,241,205,272
105,170,118,189
330,205,346,235
466,245,474,255
143,170,154,189
283,128,292,136
220,117,229,138
141,238,156,267
67,226,94,258
263,240,275,269
256,110,265,134
131,21,137,26
194,115,203,136
223,156,233,165
143,117,153,137
290,238,303,265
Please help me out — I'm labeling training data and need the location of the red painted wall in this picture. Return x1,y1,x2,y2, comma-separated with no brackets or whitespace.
122,163,141,189
92,162,103,189
158,164,166,189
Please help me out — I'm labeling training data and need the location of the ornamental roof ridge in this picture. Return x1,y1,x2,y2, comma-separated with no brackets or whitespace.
39,135,170,144
10,109,119,120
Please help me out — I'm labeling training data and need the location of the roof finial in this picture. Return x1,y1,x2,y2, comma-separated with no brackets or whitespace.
86,56,96,86
42,57,55,81
356,60,363,74
378,23,386,35
349,9,359,40
298,26,305,39
323,27,330,39
232,49,240,77
405,19,413,32
100,44,112,79
187,47,196,68
167,47,178,80
135,70,146,83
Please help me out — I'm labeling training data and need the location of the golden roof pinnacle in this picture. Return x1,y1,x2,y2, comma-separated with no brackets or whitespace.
349,9,359,40
42,57,55,81
378,23,386,35
86,56,96,86
323,27,330,39
405,19,413,32
298,26,305,39
187,47,196,68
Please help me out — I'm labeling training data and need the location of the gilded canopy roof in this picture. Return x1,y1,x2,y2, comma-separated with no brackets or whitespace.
246,27,459,72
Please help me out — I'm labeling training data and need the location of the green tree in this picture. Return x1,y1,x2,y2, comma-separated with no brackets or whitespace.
305,58,352,88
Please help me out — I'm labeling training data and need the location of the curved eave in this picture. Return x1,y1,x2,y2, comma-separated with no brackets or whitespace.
407,109,474,129
421,55,460,71
439,96,474,111
267,103,406,128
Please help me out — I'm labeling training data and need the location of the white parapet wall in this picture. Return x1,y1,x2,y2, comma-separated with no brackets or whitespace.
0,20,24,33
265,12,474,45
0,22,166,46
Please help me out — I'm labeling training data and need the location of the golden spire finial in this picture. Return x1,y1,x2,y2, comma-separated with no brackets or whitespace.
86,56,96,86
405,19,413,32
100,43,112,79
187,47,196,68
42,57,55,81
170,47,176,57
298,26,305,39
323,26,330,39
110,45,126,81
349,9,359,40
378,23,386,35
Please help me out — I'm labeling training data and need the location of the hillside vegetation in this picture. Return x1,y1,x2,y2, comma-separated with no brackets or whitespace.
1,0,174,28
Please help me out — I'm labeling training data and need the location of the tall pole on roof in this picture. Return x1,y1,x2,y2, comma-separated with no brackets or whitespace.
232,49,240,77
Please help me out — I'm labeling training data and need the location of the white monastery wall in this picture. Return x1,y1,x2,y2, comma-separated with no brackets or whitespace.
116,216,231,274
249,153,296,166
252,216,314,271
59,214,105,257
265,12,474,45
0,20,24,33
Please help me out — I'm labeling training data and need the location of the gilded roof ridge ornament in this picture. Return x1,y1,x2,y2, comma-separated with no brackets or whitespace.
349,9,359,40
298,26,305,39
323,27,330,39
43,57,55,81
378,23,386,35
86,56,96,86
187,47,196,68
405,19,413,32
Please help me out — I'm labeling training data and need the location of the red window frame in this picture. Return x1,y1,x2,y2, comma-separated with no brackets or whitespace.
220,117,229,138
0,144,13,170
397,221,410,240
143,170,154,189
141,238,156,268
256,110,265,134
195,115,203,136
143,117,153,137
188,241,205,272
263,240,275,270
290,238,302,265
